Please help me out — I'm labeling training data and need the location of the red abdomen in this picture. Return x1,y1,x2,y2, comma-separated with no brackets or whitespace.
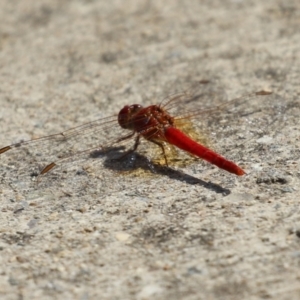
164,127,245,176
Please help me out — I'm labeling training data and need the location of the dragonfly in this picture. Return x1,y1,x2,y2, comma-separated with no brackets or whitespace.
0,81,278,192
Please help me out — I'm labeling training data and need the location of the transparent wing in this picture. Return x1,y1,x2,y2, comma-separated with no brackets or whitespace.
160,81,286,141
160,80,297,176
0,113,142,193
0,80,297,196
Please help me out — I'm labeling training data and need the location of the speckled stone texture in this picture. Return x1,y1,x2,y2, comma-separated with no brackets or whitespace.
0,1,300,299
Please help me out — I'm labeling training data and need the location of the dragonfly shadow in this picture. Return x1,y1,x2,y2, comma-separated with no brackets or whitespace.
153,165,231,195
99,149,230,195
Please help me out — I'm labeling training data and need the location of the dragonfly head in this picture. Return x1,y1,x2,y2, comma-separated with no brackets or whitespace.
118,104,143,130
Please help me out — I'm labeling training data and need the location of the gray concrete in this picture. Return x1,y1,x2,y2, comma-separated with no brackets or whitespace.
0,0,299,299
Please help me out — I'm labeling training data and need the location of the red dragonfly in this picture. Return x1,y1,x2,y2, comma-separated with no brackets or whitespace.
0,81,274,190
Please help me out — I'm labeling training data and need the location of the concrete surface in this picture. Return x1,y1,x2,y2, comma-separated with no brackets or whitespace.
0,0,300,299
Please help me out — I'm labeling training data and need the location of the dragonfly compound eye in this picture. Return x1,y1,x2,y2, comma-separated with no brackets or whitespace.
118,104,143,130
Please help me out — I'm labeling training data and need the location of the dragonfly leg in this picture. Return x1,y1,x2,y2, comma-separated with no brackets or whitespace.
115,135,141,161
149,140,168,166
